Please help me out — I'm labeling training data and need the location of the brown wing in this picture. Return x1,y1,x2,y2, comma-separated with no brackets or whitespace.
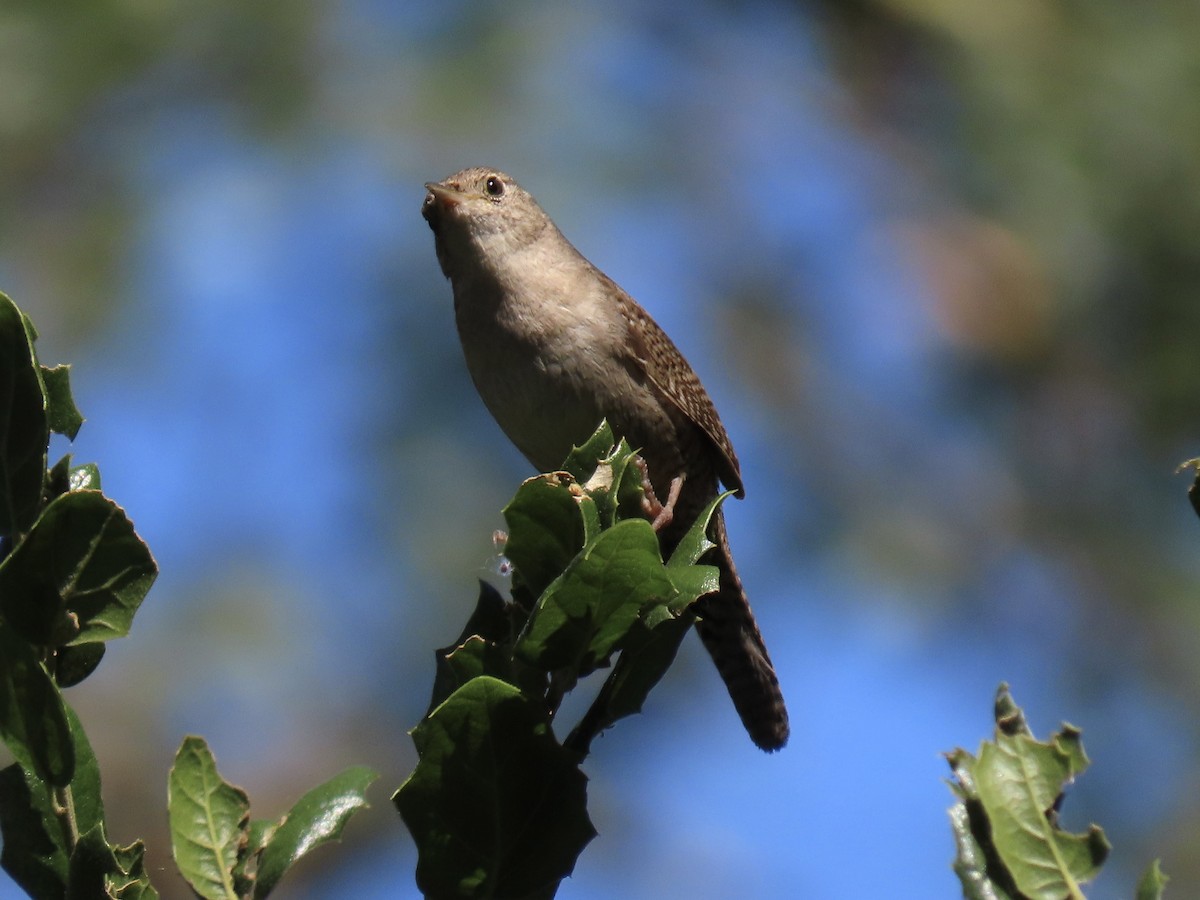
604,272,744,497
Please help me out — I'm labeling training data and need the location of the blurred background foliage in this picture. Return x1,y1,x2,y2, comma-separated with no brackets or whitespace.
1,1,1198,897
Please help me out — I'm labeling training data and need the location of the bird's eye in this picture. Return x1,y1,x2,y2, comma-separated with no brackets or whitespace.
485,175,504,197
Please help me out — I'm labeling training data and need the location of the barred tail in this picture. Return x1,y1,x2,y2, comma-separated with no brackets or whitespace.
693,515,789,751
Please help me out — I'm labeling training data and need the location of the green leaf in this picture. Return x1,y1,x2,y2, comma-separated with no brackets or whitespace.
0,292,49,537
427,582,517,715
502,474,588,601
515,519,677,676
947,783,1014,900
168,736,250,900
45,453,74,503
66,827,158,900
0,623,75,786
41,365,84,441
253,765,378,898
0,700,105,897
64,703,104,837
70,463,101,492
666,490,730,569
0,490,157,646
946,685,1109,900
1136,858,1169,900
0,762,69,898
395,676,595,900
560,421,616,481
564,611,695,756
54,642,107,689
578,438,643,530
67,824,118,900
109,840,159,900
245,818,277,859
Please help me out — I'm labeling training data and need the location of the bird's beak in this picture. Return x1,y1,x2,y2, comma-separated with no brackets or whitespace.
424,181,466,207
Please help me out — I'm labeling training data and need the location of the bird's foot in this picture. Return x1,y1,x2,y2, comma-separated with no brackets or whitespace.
636,458,684,532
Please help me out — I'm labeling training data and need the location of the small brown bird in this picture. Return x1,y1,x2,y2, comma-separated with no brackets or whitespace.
422,167,788,751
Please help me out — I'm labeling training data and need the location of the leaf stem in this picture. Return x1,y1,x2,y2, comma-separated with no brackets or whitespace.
53,783,79,850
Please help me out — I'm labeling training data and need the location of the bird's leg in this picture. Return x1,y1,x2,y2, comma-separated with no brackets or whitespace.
635,457,685,532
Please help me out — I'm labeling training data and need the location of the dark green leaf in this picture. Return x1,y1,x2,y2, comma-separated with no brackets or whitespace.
66,828,159,899
565,611,694,756
70,463,101,492
41,365,83,441
395,676,595,900
665,491,731,569
54,642,107,689
253,766,378,898
67,824,117,900
560,421,615,482
45,454,73,503
0,490,157,646
502,474,587,601
0,762,69,899
1136,858,1169,900
515,519,677,675
0,623,75,786
0,292,49,537
0,700,104,897
427,582,515,715
168,736,250,900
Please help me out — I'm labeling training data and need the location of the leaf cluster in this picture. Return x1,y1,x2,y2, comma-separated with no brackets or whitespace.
0,292,376,899
394,422,729,899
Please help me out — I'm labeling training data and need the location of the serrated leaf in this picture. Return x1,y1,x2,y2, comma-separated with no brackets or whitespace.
973,735,1108,899
66,828,158,900
109,840,159,900
561,421,616,482
394,676,595,899
947,686,1108,900
41,365,83,441
0,293,49,537
579,437,642,529
666,490,731,570
168,736,250,900
1136,858,1169,900
0,490,157,645
0,623,74,786
253,765,378,898
516,519,677,675
503,474,588,601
